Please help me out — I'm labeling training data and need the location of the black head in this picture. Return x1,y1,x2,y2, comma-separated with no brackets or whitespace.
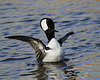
40,18,58,42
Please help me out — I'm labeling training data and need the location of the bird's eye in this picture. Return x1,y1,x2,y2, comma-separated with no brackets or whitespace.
49,28,51,29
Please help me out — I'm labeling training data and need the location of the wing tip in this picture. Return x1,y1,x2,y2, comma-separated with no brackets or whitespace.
5,36,17,39
5,36,12,38
69,32,75,35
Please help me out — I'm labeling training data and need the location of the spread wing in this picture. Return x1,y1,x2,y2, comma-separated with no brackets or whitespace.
5,35,47,62
58,32,74,45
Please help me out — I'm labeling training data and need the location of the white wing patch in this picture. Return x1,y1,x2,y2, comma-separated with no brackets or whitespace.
41,19,48,31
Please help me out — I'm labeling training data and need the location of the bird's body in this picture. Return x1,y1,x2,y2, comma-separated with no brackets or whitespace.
5,18,74,63
43,38,64,62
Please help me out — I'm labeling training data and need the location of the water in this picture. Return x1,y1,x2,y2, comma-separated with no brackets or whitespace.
0,0,100,80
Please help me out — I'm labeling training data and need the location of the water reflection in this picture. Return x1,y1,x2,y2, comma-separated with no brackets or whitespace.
21,62,78,80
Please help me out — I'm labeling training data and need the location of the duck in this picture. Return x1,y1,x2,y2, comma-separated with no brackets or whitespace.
5,18,74,63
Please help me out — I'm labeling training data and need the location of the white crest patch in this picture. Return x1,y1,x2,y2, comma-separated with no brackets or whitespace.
41,19,48,31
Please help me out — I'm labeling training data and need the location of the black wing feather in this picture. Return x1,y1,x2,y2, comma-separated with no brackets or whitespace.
5,35,47,62
58,32,74,45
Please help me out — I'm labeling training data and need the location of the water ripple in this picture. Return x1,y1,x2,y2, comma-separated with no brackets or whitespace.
0,56,33,62
0,0,100,80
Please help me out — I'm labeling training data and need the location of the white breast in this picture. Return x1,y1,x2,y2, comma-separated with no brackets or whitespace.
43,38,65,62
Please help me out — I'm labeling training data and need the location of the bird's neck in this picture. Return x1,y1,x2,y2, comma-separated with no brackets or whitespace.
46,32,55,42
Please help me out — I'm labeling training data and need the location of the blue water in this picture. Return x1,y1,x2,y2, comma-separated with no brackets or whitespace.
0,0,100,80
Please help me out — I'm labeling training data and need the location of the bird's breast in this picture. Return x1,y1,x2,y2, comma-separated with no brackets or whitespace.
43,38,65,62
